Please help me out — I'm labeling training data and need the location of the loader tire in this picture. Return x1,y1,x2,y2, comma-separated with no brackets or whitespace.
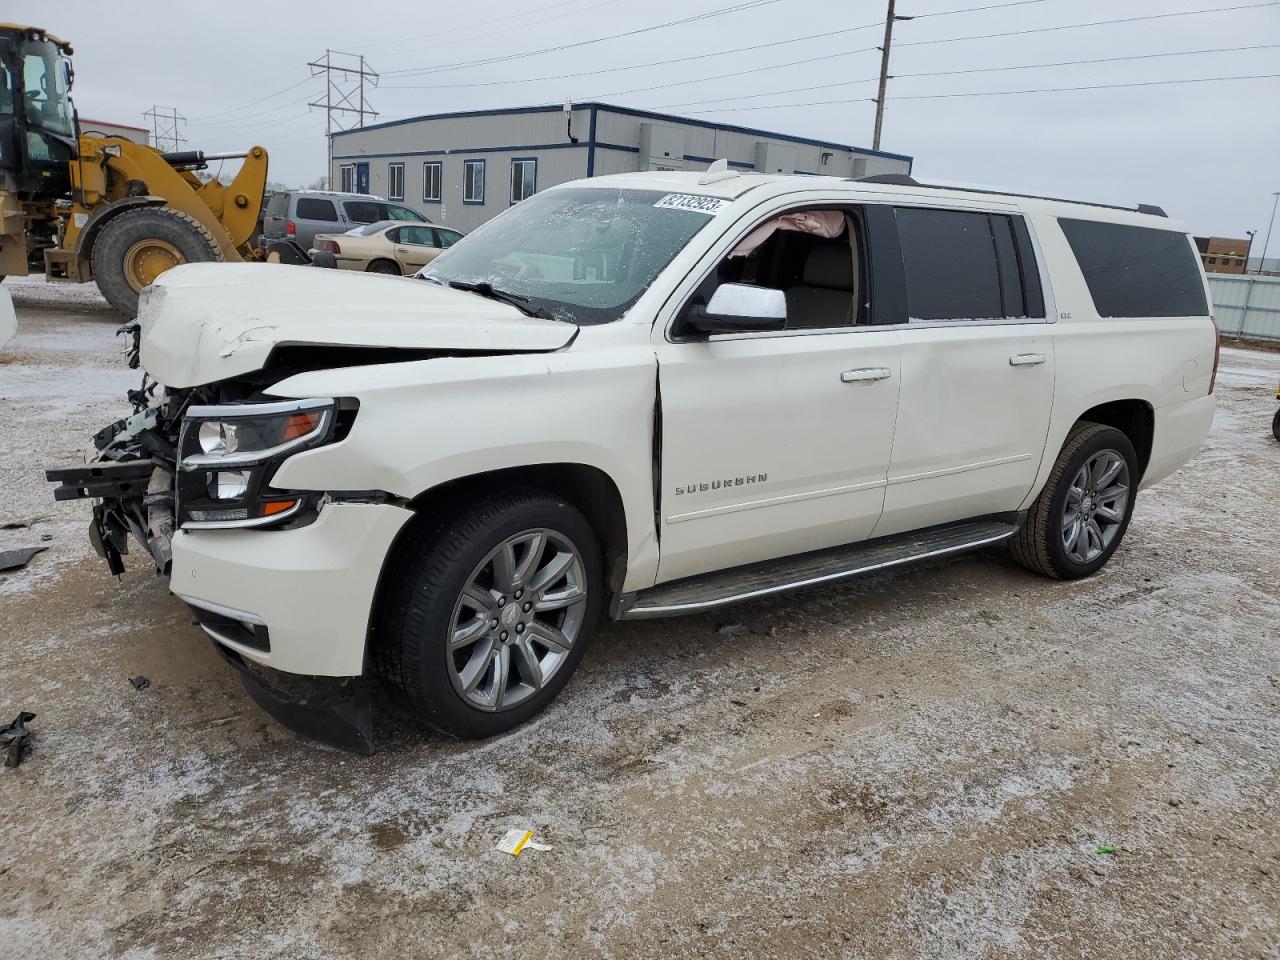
92,208,223,317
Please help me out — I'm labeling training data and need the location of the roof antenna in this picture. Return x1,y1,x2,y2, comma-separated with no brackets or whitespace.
698,158,738,185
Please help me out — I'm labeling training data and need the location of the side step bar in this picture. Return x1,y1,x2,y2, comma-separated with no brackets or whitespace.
617,516,1021,620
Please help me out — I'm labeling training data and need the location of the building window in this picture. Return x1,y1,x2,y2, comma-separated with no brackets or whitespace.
1207,257,1217,265
463,160,485,204
388,162,404,201
423,161,442,203
339,164,354,193
510,158,537,204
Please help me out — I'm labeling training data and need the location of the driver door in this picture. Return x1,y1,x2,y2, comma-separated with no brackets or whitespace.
654,204,901,583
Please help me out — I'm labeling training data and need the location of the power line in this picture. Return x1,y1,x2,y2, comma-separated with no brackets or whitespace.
657,42,1280,110
368,0,629,59
894,0,1280,52
382,0,785,78
188,75,319,122
678,72,1280,114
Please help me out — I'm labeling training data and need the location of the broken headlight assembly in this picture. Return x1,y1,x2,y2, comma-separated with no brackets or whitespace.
177,398,344,528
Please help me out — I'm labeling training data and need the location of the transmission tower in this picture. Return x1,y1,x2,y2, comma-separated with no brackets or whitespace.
143,105,186,152
307,51,379,188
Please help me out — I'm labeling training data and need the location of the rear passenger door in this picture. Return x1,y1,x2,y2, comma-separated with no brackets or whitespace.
392,225,437,271
874,205,1055,537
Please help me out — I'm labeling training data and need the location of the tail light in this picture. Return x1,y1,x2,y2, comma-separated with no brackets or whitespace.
285,219,296,237
1209,315,1221,394
322,239,341,254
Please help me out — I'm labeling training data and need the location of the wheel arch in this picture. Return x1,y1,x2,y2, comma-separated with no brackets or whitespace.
366,257,402,274
368,463,630,647
69,195,166,278
1075,398,1154,481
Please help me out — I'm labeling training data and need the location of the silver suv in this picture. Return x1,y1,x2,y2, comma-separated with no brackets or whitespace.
261,190,429,250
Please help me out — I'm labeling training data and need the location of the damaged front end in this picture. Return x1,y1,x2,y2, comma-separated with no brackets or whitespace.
46,376,190,576
45,373,378,754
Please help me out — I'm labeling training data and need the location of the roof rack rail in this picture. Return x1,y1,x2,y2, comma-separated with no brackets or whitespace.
849,174,1167,217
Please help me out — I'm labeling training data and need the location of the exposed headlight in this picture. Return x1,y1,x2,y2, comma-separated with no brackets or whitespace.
177,399,342,529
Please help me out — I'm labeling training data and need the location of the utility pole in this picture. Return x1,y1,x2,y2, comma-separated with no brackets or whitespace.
307,51,379,190
872,1,913,151
1257,192,1279,275
143,105,186,152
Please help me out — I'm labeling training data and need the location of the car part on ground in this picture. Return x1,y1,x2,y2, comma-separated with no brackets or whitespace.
1,712,36,768
0,546,47,573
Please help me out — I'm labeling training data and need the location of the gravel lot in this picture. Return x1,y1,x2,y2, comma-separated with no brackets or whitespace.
1,276,1277,960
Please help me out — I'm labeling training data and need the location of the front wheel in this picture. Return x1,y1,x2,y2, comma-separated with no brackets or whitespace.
374,490,602,739
1010,422,1138,580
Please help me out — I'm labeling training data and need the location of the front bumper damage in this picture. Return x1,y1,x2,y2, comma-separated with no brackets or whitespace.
45,387,398,754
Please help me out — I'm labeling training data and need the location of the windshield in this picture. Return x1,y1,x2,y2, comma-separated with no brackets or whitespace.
421,187,722,324
21,39,74,137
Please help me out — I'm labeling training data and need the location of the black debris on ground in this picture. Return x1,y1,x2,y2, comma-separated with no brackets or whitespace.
0,712,36,769
129,676,150,691
0,546,48,573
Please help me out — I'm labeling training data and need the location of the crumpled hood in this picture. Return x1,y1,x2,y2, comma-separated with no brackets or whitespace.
138,263,577,387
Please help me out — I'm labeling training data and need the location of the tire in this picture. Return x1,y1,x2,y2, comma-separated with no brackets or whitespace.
366,259,400,275
373,489,602,739
1010,421,1138,580
91,207,223,317
1272,407,1280,443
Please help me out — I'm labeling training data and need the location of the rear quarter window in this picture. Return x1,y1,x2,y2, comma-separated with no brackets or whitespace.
1058,218,1208,318
294,197,337,221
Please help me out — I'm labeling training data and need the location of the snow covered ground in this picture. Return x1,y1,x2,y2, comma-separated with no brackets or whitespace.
1,280,1277,959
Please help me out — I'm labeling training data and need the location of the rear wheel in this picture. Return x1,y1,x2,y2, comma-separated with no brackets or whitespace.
366,258,400,275
374,490,602,739
1010,422,1138,580
1272,407,1280,442
92,207,223,317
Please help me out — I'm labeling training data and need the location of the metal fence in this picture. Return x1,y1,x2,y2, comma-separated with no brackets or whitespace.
1208,273,1280,342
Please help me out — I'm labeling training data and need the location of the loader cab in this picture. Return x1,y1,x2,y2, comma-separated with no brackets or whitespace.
0,25,76,197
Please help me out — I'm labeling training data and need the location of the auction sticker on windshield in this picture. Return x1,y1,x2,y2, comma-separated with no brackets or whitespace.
653,194,726,215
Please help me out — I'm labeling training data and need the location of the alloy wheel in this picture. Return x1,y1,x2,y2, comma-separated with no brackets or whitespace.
1061,449,1130,564
446,529,588,711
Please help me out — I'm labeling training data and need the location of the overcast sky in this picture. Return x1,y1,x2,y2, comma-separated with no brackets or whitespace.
15,0,1280,243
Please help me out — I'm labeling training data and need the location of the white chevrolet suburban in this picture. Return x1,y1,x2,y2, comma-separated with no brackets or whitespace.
48,169,1219,751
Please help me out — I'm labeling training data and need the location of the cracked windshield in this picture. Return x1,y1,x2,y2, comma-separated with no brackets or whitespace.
421,186,720,324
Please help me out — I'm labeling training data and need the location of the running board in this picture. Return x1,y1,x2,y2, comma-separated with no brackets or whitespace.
617,517,1020,620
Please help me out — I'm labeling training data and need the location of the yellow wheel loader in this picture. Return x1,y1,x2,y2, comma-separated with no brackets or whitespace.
0,24,269,317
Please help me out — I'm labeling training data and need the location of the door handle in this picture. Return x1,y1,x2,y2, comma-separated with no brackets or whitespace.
841,367,892,383
1009,353,1047,367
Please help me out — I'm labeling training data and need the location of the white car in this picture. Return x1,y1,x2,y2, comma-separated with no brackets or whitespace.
48,169,1218,751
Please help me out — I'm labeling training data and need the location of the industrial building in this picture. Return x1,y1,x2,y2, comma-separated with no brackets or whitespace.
1195,235,1252,274
78,118,148,144
328,102,913,233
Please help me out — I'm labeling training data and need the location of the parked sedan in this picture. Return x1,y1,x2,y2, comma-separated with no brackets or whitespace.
309,221,464,275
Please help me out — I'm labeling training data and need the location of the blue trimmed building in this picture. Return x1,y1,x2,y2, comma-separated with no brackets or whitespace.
329,101,913,234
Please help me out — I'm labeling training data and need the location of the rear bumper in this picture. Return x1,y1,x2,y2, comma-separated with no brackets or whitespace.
1142,393,1217,489
171,501,412,676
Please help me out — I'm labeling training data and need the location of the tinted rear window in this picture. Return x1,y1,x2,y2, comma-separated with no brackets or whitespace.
295,197,337,221
265,192,289,217
1058,218,1208,318
344,200,384,223
894,208,1002,320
